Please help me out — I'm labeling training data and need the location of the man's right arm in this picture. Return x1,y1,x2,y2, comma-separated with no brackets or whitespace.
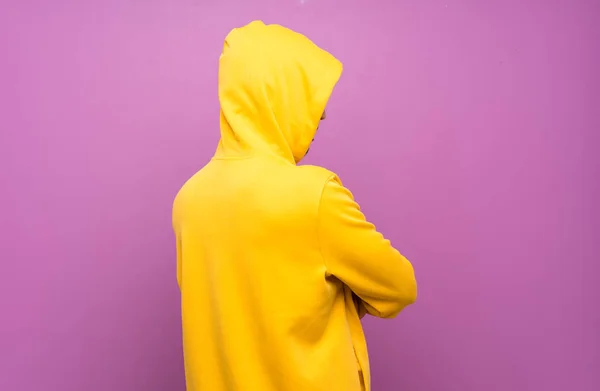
317,175,417,318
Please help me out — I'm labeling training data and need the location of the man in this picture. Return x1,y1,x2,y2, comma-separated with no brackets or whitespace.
172,20,417,391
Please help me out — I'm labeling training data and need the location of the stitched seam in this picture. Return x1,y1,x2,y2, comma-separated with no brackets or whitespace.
316,174,337,274
210,156,254,161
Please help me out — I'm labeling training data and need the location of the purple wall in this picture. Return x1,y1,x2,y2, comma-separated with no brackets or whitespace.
1,0,598,390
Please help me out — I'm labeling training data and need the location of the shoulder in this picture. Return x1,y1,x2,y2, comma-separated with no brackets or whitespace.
297,166,359,210
295,164,341,187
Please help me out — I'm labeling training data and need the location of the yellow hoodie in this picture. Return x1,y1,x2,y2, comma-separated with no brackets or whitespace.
172,21,417,391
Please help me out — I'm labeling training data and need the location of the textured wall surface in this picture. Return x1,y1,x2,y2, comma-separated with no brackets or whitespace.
1,0,598,390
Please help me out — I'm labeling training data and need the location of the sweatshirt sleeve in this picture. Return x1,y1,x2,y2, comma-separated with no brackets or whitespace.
317,175,417,318
175,232,182,289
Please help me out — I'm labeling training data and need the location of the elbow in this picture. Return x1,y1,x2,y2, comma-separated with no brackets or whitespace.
385,254,417,317
399,274,418,307
403,276,418,305
404,284,418,310
379,277,418,319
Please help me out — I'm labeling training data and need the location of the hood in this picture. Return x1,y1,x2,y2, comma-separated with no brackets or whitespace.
215,21,343,164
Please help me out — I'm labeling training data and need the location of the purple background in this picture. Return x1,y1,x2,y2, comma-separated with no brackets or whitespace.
1,0,598,390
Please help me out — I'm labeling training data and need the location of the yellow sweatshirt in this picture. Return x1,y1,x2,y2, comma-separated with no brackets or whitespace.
172,21,417,391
